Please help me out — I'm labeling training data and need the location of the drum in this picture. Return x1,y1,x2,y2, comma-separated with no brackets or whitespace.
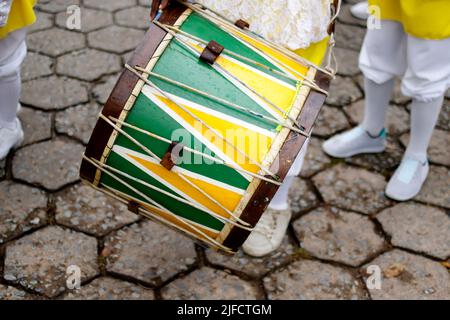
80,1,337,253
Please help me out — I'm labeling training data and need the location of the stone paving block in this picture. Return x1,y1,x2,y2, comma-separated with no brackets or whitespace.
293,207,386,266
313,106,350,138
29,11,54,33
88,26,144,54
0,181,47,244
264,259,368,300
205,235,296,278
139,0,151,6
18,107,52,146
344,100,410,136
92,73,120,105
377,203,450,260
344,138,404,173
334,47,361,77
362,250,450,300
27,28,85,57
415,166,450,209
289,178,320,218
21,76,89,110
0,285,35,300
57,49,121,81
400,130,450,167
326,75,362,106
12,139,84,191
437,99,449,131
115,7,152,30
4,226,99,298
313,164,392,214
104,221,197,286
55,102,102,144
84,0,137,12
56,8,113,32
21,52,54,81
63,277,155,300
36,0,81,13
55,183,139,237
335,23,366,51
300,137,332,179
161,267,260,300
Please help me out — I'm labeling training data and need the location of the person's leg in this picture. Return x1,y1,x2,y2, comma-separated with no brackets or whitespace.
243,139,309,257
323,20,405,158
386,35,450,201
361,77,394,136
0,28,27,159
0,70,21,128
406,97,444,163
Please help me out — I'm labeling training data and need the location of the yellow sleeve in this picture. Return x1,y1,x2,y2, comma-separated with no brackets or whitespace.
0,0,37,39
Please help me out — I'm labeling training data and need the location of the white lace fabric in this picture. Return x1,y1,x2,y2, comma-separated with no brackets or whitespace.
0,0,13,27
195,0,331,50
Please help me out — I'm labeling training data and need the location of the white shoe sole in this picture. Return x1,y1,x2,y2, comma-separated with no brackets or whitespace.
324,145,385,159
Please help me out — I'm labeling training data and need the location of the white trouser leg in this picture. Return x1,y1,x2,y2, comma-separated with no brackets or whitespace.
0,70,21,127
269,139,309,211
0,28,27,128
359,20,407,84
358,20,406,136
406,96,444,162
402,35,450,102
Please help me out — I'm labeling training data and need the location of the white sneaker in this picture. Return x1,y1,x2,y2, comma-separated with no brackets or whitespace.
323,126,386,158
242,207,292,257
385,156,429,201
0,118,24,160
350,2,369,20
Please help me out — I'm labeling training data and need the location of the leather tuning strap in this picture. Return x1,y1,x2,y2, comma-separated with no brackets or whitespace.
234,19,250,29
200,40,225,65
128,201,140,215
160,141,184,171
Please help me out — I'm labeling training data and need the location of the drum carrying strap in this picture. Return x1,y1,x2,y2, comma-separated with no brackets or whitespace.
199,40,224,65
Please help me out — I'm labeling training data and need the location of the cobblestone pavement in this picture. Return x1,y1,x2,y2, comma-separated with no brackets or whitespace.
1,0,449,300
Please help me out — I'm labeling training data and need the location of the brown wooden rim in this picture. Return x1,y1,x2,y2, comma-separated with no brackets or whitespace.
223,71,331,251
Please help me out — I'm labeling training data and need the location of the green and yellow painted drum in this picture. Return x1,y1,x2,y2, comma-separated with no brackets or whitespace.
80,2,334,253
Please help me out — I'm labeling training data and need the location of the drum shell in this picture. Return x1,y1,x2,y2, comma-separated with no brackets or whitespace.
80,2,331,253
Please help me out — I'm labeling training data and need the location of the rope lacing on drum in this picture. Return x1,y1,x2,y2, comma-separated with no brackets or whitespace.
84,154,253,231
122,66,279,181
152,22,311,133
155,21,329,97
98,113,256,229
130,64,308,137
82,157,236,253
107,114,282,186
